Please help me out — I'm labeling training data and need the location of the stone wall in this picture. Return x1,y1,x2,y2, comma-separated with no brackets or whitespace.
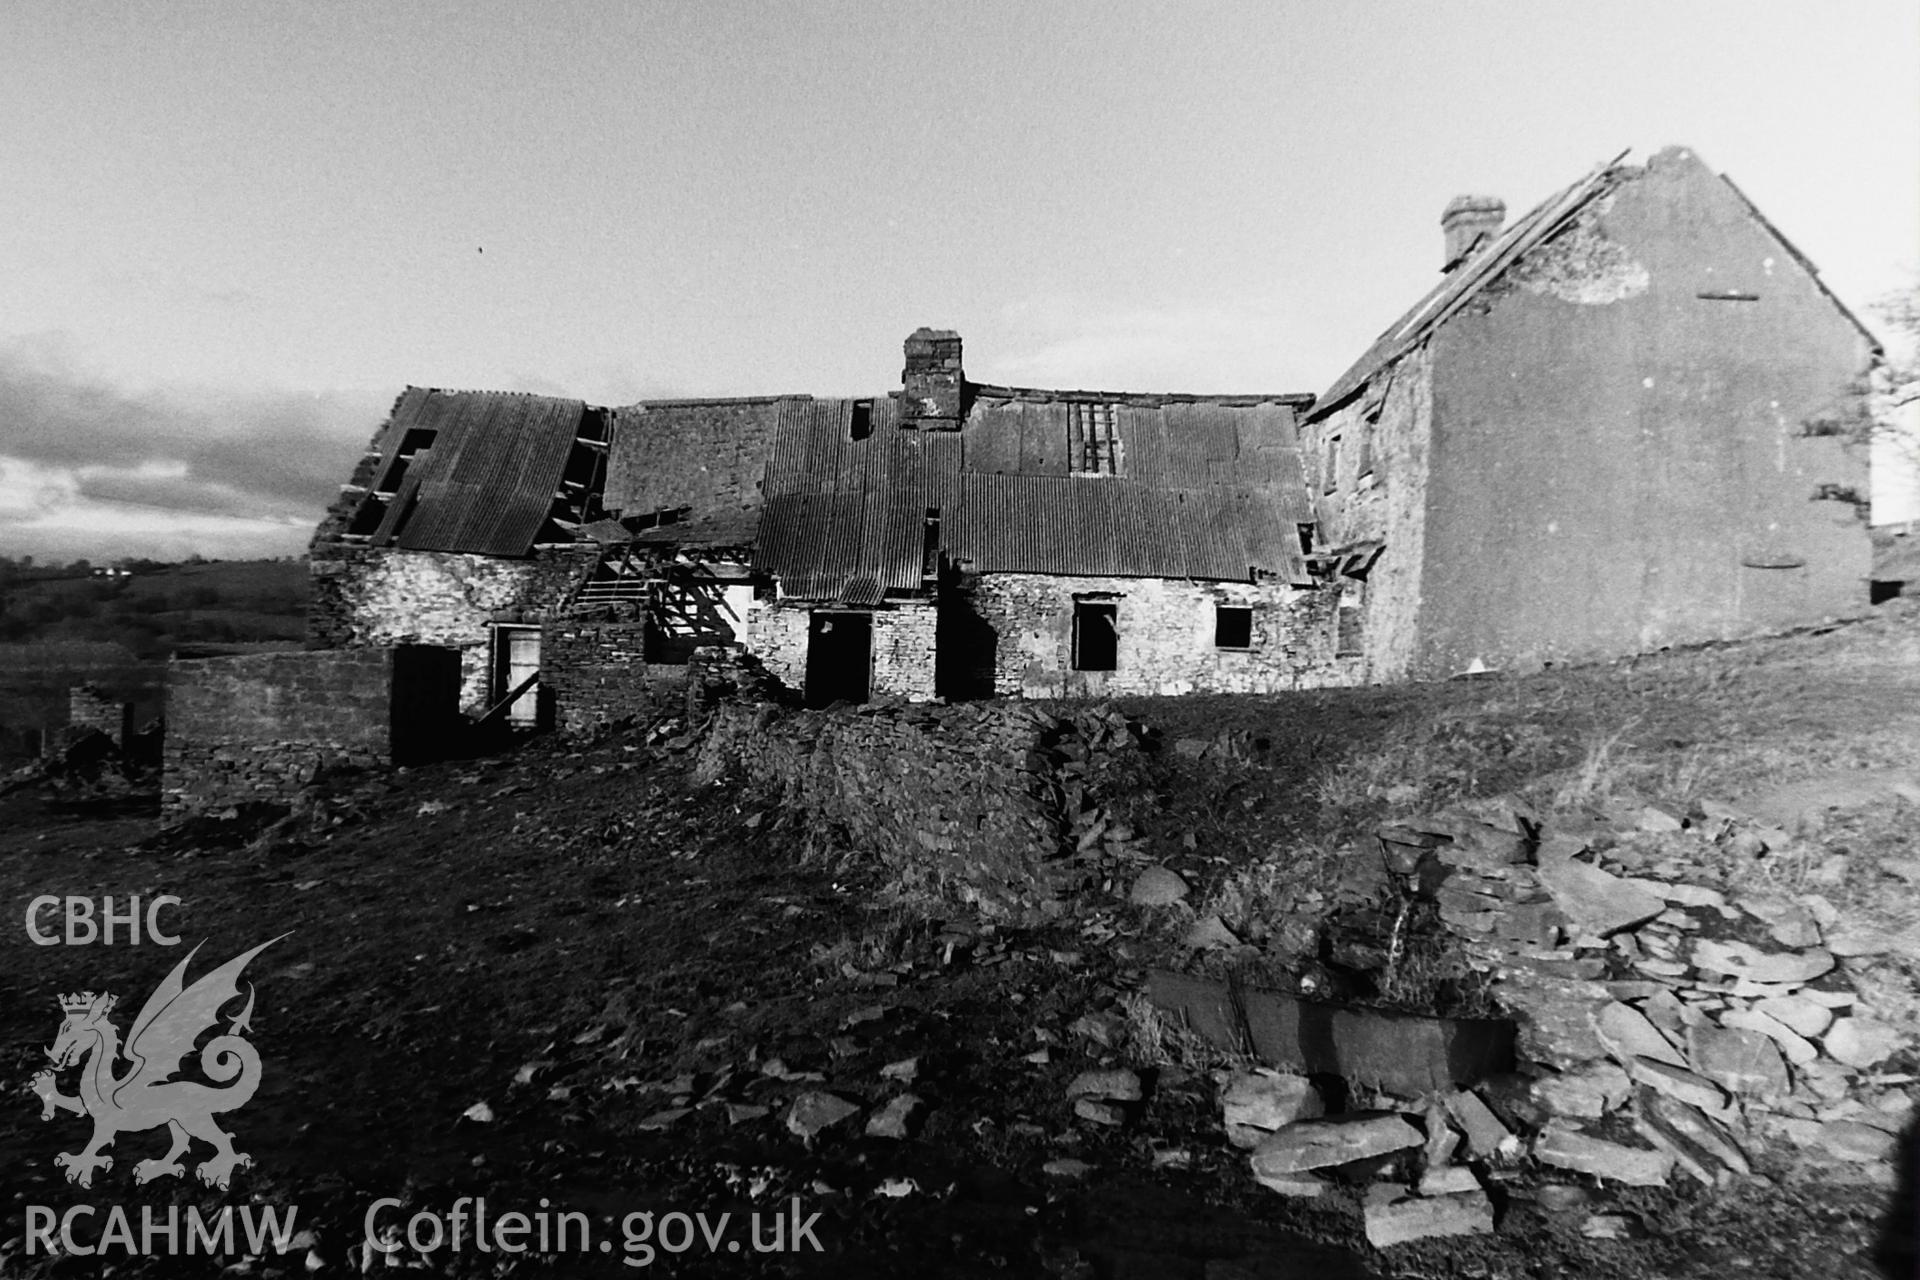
743,600,939,704
872,602,938,700
541,620,690,736
1302,342,1434,684
744,603,809,692
163,647,459,814
64,685,126,746
308,545,595,712
693,700,1143,917
959,573,1358,698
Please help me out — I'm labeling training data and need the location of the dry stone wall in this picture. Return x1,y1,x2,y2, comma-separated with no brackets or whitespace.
961,573,1357,698
164,647,458,814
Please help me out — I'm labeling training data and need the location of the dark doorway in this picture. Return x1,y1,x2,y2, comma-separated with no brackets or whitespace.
1072,601,1118,671
936,592,999,700
806,611,872,708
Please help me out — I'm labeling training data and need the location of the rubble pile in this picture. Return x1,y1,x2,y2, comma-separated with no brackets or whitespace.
1201,785,1919,1246
692,700,1148,918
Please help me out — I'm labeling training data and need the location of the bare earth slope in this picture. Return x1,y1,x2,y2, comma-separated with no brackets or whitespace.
1,604,1915,1278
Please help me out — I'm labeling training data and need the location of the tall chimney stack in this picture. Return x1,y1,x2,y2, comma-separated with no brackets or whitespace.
902,328,964,428
1441,195,1505,272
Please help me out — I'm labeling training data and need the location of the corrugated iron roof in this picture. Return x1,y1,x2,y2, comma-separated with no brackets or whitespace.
944,474,1307,583
755,491,926,602
752,384,1316,588
359,388,585,556
1311,150,1629,420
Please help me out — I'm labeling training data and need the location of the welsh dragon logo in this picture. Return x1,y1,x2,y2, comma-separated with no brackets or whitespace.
31,936,284,1190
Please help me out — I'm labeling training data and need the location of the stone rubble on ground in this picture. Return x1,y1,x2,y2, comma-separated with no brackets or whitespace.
1222,783,1917,1246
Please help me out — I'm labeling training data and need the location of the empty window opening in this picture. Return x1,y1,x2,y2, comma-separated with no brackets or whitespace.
1214,605,1254,649
1325,435,1342,494
1297,523,1316,555
850,399,874,441
805,611,872,708
490,625,542,727
1069,403,1121,475
1072,602,1118,671
923,509,941,578
1335,582,1365,657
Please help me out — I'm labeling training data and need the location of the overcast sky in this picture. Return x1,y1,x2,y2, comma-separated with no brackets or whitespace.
2,0,1916,562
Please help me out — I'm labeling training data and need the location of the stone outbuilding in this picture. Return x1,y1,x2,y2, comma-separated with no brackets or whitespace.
1301,145,1881,682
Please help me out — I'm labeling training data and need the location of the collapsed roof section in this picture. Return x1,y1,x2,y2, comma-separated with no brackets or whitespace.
318,339,1321,589
332,388,607,556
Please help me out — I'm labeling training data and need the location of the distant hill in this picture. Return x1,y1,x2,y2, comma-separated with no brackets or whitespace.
0,558,308,761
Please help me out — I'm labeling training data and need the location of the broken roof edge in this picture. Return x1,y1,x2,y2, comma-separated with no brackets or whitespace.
1305,147,1633,423
969,382,1315,408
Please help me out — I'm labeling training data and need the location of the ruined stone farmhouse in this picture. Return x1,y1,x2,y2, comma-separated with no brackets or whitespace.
306,328,1352,729
1302,145,1879,682
214,143,1876,766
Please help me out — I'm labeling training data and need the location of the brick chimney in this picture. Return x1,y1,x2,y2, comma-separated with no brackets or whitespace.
902,328,963,428
1441,195,1505,272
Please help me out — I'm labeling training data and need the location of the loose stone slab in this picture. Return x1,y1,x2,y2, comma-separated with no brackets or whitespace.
1687,1025,1790,1097
1129,865,1190,906
1537,855,1668,937
1533,1124,1675,1187
786,1091,862,1141
1532,1062,1633,1119
1248,1114,1424,1176
1418,1165,1483,1196
865,1093,923,1139
1753,995,1834,1039
1627,1058,1731,1112
1823,1017,1904,1069
1718,1008,1817,1065
1252,1168,1330,1198
1221,1070,1323,1147
1641,1091,1751,1176
1689,939,1834,986
1594,1001,1688,1069
1066,1068,1143,1102
1443,1089,1521,1159
1364,1191,1495,1248
1821,1120,1898,1163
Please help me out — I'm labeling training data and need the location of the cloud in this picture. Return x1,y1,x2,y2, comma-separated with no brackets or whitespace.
989,296,1308,394
0,334,388,562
